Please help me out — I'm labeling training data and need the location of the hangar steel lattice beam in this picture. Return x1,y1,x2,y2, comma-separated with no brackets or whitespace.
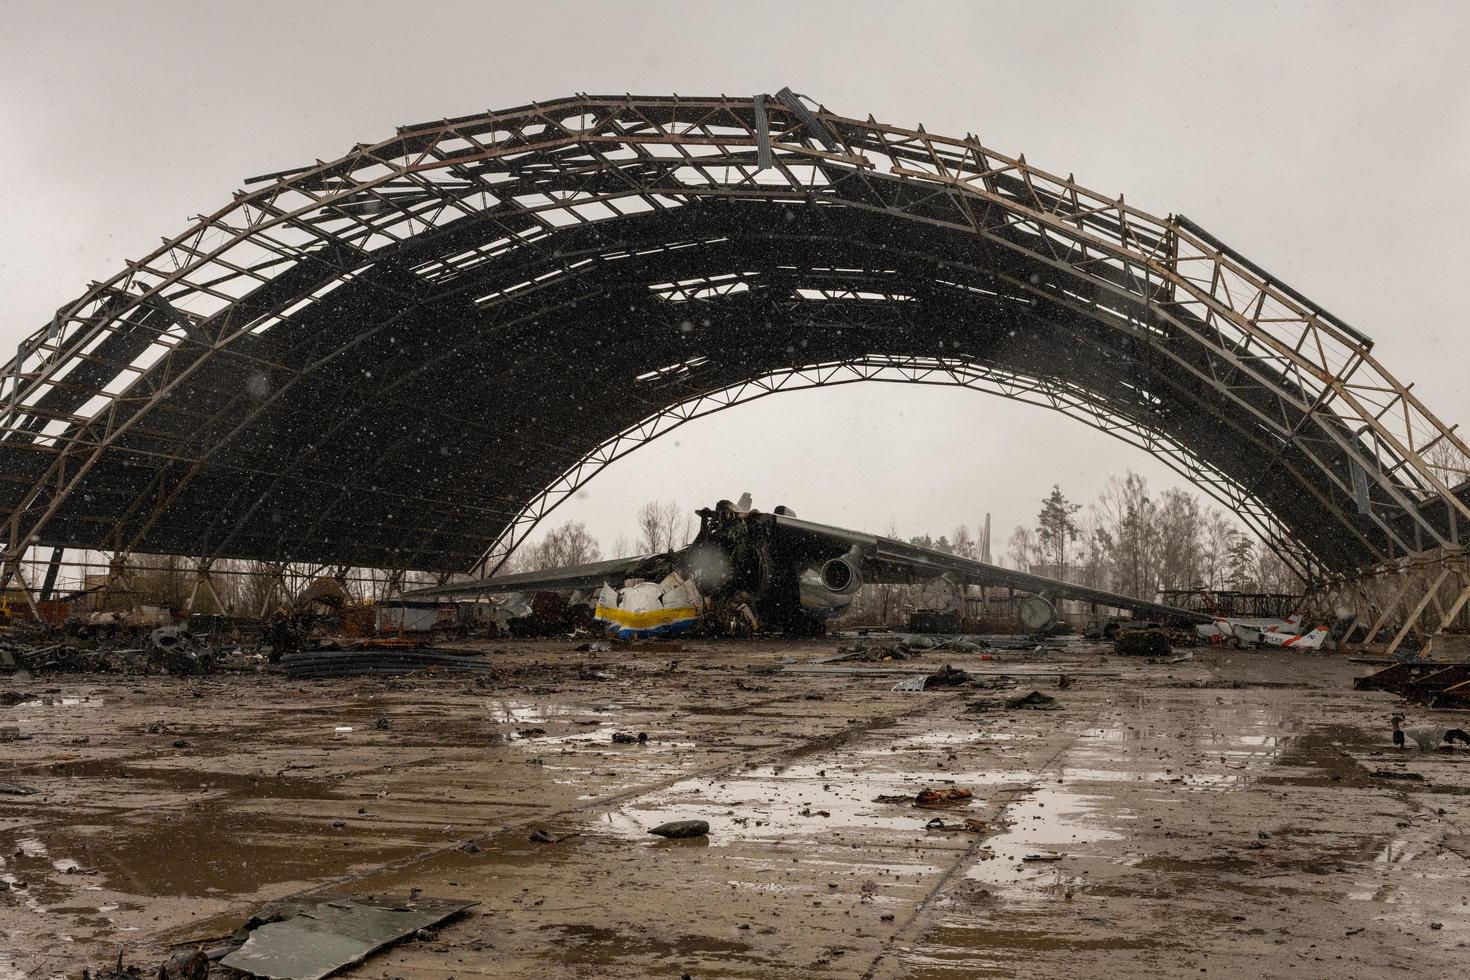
1,89,1466,587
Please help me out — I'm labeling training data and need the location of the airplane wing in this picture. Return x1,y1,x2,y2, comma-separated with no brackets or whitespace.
773,513,1212,624
399,553,661,599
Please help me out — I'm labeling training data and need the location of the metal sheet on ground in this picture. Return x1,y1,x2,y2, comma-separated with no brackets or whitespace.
220,898,474,980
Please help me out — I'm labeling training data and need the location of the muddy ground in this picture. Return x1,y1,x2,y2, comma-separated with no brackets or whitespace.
2,639,1469,979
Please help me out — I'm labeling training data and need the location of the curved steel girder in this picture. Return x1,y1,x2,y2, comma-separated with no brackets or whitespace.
469,353,1315,583
3,92,1466,580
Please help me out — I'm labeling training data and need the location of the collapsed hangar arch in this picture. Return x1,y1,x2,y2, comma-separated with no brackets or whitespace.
2,89,1467,592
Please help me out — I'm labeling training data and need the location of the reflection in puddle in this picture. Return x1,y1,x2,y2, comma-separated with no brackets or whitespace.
16,696,103,709
601,758,1022,849
964,784,1120,893
15,838,49,858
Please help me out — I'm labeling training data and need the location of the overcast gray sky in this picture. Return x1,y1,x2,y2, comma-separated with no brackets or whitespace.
2,1,1468,557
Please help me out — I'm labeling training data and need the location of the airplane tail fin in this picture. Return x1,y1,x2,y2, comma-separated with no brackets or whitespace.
1282,626,1329,650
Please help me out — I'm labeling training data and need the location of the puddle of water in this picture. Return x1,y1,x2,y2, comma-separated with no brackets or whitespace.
904,922,1156,978
603,765,1003,845
538,922,758,969
15,838,49,858
15,696,103,709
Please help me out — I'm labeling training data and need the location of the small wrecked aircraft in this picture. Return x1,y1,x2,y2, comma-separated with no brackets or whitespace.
406,497,1213,639
1196,613,1329,650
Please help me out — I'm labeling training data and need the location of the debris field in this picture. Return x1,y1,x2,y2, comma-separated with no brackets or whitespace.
3,640,1469,979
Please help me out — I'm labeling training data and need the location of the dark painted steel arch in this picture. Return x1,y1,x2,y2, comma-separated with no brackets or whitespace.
2,90,1466,583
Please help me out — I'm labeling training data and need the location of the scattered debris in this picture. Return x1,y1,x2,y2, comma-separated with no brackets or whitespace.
148,627,215,675
831,641,916,662
915,786,973,809
894,664,972,692
612,731,648,744
924,816,987,833
1114,628,1171,658
1004,690,1062,711
924,664,974,688
1360,663,1470,708
1371,769,1426,781
649,819,710,839
157,950,208,980
219,897,475,980
516,727,547,738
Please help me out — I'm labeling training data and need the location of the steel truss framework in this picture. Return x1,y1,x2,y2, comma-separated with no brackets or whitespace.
1305,549,1470,658
483,354,1305,579
2,89,1468,592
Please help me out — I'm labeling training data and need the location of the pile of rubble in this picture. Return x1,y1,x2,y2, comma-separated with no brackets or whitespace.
0,626,218,676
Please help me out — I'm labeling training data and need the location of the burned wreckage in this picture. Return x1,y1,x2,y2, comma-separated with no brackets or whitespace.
408,498,1210,639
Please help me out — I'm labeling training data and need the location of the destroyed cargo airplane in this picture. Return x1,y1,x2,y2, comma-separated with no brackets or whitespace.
406,499,1211,639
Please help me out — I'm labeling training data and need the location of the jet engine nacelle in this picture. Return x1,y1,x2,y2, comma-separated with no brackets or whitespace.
798,553,865,616
819,555,863,595
1015,594,1057,633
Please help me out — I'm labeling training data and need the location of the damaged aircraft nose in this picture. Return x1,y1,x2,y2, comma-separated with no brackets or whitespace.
683,542,733,590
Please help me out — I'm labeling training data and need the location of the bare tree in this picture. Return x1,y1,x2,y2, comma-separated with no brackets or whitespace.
951,524,978,560
635,500,690,554
512,520,602,572
1007,526,1039,571
1255,547,1300,593
1073,511,1112,590
1093,472,1159,598
1155,488,1203,589
243,560,285,616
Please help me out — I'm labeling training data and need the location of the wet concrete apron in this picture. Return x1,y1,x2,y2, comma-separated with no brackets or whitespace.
2,645,1468,978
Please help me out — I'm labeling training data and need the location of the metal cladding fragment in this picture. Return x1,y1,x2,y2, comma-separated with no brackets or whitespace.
648,819,710,839
220,898,476,980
